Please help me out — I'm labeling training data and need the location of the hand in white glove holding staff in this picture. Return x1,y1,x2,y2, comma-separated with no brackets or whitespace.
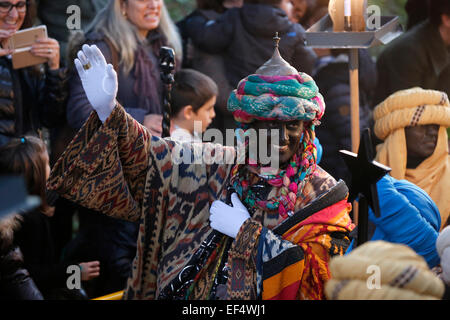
209,193,251,239
74,44,118,123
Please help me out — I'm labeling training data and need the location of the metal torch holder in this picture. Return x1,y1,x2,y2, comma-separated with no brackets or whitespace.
305,14,402,229
306,14,402,152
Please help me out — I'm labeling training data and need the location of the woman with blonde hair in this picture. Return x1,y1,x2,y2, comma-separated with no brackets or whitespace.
67,0,182,134
63,0,183,297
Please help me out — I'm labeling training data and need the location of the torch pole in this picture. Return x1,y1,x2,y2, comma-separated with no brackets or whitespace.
349,48,360,224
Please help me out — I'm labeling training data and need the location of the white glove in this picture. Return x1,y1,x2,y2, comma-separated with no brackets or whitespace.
209,193,250,238
74,44,118,123
436,226,450,285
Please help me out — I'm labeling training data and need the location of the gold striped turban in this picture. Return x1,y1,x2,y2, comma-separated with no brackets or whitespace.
373,87,450,229
325,241,445,300
374,87,450,140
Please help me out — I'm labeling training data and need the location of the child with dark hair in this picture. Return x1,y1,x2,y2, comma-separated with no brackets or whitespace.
170,69,218,142
177,0,242,134
0,137,53,217
0,136,100,299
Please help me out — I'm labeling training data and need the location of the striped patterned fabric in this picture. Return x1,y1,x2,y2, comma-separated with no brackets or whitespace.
225,180,355,300
48,103,354,300
47,104,233,299
261,196,354,300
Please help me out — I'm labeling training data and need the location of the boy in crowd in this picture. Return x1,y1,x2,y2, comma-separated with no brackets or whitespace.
170,69,218,142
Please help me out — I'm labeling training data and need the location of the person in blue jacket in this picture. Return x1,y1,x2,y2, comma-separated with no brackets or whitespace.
348,174,441,269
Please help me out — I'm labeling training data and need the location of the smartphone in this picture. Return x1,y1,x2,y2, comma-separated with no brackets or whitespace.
5,25,48,69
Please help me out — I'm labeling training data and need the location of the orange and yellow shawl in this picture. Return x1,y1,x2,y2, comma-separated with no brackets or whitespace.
226,181,355,300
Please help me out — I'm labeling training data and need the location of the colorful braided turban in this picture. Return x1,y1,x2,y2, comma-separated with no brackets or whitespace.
227,73,326,124
325,241,445,300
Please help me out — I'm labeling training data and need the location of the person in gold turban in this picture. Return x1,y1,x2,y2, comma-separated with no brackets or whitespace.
325,240,446,300
46,37,355,300
374,87,450,230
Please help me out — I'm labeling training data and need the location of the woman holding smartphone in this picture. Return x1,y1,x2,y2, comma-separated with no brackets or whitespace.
0,0,68,146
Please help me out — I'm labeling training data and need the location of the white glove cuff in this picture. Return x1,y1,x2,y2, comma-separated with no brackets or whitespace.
97,101,116,123
229,217,250,239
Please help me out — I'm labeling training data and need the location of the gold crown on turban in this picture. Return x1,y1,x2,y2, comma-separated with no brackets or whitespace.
374,87,450,141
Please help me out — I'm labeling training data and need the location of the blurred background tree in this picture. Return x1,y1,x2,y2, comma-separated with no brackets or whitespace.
165,0,196,22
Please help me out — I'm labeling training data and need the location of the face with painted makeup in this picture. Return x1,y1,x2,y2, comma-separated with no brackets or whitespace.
405,124,439,168
249,119,304,167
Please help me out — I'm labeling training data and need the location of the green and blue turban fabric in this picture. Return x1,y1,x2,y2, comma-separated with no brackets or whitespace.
227,73,325,124
228,72,326,219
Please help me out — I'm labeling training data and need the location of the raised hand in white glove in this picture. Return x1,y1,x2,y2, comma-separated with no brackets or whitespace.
209,193,250,238
74,44,118,123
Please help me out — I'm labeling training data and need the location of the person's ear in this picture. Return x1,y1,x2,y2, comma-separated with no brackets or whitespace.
183,105,194,120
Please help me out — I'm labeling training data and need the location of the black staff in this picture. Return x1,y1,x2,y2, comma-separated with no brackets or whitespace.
340,128,391,246
159,47,176,138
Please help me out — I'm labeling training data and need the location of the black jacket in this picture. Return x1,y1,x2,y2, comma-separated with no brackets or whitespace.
314,50,376,183
0,247,43,300
184,3,317,88
178,9,236,132
374,20,450,106
14,209,73,297
0,57,68,145
0,215,43,300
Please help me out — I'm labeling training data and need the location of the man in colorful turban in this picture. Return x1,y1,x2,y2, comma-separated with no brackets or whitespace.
46,43,354,300
207,49,354,300
374,87,450,230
